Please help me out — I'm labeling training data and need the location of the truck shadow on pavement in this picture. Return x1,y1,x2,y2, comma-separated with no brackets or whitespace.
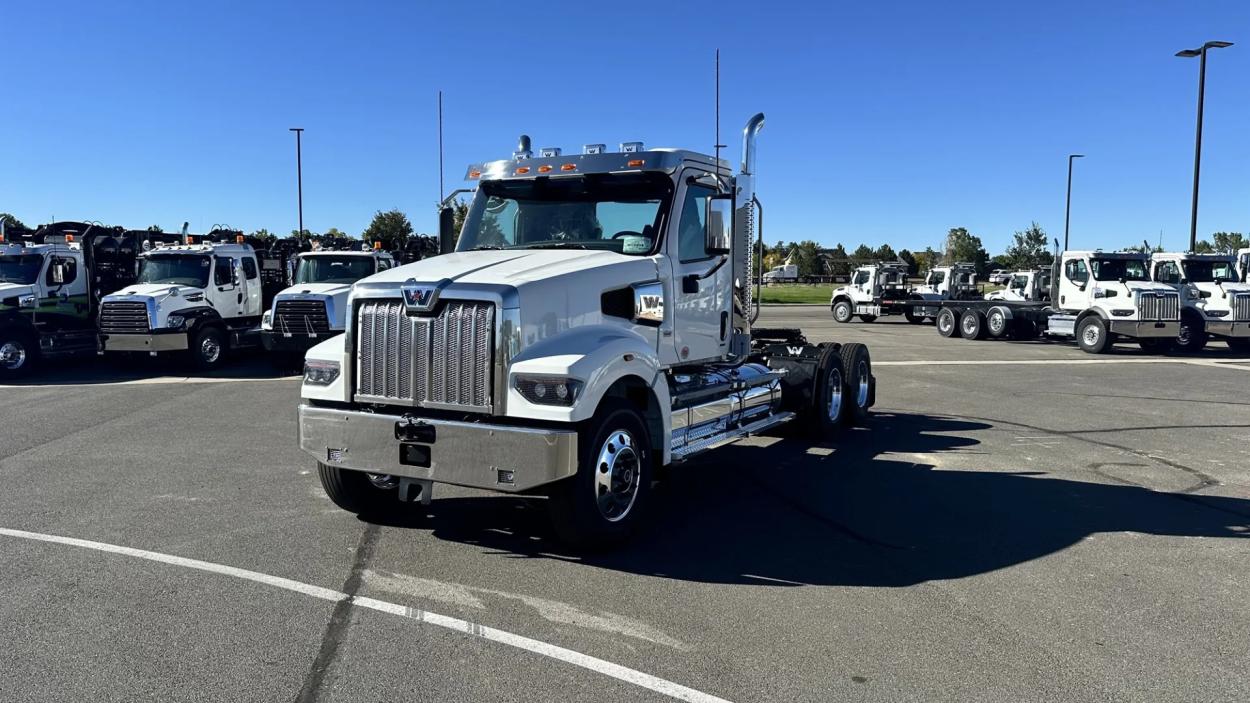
395,411,1250,587
4,354,298,386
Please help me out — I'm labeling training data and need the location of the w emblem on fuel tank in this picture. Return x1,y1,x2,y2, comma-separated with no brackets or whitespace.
401,279,443,313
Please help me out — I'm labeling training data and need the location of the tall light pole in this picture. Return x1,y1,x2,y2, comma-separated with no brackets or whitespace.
1175,40,1233,252
1063,154,1084,251
289,127,305,238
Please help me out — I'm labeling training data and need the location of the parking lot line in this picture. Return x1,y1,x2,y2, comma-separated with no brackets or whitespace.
875,358,1249,369
0,527,732,703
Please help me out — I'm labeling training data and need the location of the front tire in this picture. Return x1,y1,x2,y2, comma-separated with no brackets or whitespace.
317,462,408,518
190,326,227,370
548,400,653,549
0,331,38,380
936,308,959,338
1076,316,1111,354
832,300,854,324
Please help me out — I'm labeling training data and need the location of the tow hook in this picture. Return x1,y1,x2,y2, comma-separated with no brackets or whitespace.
394,415,436,443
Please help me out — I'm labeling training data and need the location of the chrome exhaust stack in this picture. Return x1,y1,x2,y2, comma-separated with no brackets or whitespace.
732,113,766,337
740,112,765,175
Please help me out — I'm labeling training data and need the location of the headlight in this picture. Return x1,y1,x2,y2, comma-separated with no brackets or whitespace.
1110,309,1135,317
166,314,186,329
303,360,340,386
513,375,583,407
1206,310,1229,318
261,310,273,330
18,295,36,309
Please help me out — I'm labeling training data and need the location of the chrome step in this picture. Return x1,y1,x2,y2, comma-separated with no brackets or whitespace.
671,411,795,462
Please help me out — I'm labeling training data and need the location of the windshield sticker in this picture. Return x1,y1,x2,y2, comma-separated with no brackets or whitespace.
621,236,651,254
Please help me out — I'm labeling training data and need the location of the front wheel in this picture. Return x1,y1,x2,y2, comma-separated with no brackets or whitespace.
1076,316,1111,354
190,326,227,370
317,462,410,519
548,400,653,549
936,308,959,338
832,300,854,324
0,331,39,380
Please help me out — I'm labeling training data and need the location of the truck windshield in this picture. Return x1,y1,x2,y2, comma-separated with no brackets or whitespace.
457,173,671,255
1090,258,1148,282
1182,260,1238,283
138,254,211,287
0,254,43,284
295,256,375,284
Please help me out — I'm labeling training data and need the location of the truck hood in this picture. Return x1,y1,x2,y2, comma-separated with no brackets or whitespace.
1122,281,1176,295
0,282,36,305
361,249,654,287
107,283,205,301
278,282,353,298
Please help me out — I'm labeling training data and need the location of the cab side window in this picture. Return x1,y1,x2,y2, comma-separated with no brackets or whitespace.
854,270,870,285
1154,262,1180,284
1064,259,1089,285
1010,275,1027,290
242,257,258,280
377,259,391,271
677,185,714,262
214,257,233,287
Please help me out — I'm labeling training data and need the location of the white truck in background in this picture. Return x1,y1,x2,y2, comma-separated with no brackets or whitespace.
984,269,1051,302
297,114,878,548
762,263,798,282
261,245,396,360
831,262,979,324
1238,248,1249,283
1149,252,1250,353
99,232,286,368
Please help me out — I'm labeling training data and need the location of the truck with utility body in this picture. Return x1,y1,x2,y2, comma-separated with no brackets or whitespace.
99,231,287,369
0,222,177,379
296,114,878,547
1149,252,1250,353
984,269,1051,302
261,244,396,358
831,262,978,324
933,250,1180,353
762,263,798,282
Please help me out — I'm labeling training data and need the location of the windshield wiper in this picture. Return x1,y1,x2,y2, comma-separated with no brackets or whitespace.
470,245,505,251
515,242,589,250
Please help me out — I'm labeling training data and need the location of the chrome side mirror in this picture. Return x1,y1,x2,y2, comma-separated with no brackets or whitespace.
705,195,733,255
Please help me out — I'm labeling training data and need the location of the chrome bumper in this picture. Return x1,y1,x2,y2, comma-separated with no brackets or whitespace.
1202,320,1250,338
298,404,578,493
1109,320,1178,338
101,332,189,352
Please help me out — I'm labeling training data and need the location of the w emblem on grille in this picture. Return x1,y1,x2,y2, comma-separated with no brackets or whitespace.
401,279,443,312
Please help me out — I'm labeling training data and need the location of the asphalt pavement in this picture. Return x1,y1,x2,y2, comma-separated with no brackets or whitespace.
2,307,1248,702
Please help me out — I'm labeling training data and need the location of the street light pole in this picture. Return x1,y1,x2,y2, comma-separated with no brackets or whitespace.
289,128,305,238
1064,154,1084,252
1176,41,1233,252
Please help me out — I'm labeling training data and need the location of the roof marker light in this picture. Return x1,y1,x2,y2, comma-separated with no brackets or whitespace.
583,144,606,155
560,163,576,171
537,165,553,173
65,234,75,243
468,170,482,179
620,141,644,153
516,166,531,175
373,241,382,250
539,147,562,157
236,234,244,243
627,159,644,168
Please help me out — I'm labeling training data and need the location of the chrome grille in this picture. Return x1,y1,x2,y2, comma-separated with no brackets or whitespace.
355,299,494,410
1137,292,1180,321
275,299,331,336
100,301,149,334
1233,294,1250,322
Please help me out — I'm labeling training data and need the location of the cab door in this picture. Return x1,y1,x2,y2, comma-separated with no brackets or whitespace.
240,255,262,317
667,173,731,364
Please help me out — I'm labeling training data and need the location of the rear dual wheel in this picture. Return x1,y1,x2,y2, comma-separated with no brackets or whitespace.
936,308,959,338
959,310,987,340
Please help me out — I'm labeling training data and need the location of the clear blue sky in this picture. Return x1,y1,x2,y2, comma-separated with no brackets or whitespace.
2,0,1247,255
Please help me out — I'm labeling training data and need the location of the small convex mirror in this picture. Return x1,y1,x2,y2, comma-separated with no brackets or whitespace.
705,195,733,255
51,262,65,284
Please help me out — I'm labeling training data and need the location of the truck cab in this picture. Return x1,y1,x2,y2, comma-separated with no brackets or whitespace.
830,262,910,322
261,247,395,356
913,263,979,301
99,238,272,368
296,115,878,547
1150,252,1250,352
985,269,1051,302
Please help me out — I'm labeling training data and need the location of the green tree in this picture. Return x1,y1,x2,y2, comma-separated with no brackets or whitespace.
362,209,414,251
1210,232,1248,254
1003,222,1049,269
943,227,989,272
146,224,163,232
451,200,471,241
913,247,939,275
851,243,874,262
874,244,897,262
824,243,851,276
1193,240,1216,254
322,227,351,239
248,228,277,244
897,248,916,273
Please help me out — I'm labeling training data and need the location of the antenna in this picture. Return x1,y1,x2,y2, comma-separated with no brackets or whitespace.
438,90,445,203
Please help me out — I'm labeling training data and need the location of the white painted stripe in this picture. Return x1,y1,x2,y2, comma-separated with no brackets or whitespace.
0,527,732,703
0,375,300,389
875,358,1249,368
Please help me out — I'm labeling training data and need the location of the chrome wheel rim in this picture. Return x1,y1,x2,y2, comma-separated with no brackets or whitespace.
594,429,640,522
962,316,976,335
0,341,27,370
200,335,222,363
856,360,869,408
1082,324,1100,346
366,473,398,490
835,303,850,321
939,313,953,333
989,312,1005,334
827,366,844,421
1177,324,1191,345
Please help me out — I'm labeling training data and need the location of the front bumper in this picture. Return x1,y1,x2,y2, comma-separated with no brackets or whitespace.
101,331,189,353
261,330,332,353
298,404,578,493
1109,320,1179,338
1201,320,1250,338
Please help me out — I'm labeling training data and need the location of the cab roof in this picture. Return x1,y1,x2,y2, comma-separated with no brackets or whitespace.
1066,250,1148,260
467,148,730,183
144,242,254,256
1151,251,1235,262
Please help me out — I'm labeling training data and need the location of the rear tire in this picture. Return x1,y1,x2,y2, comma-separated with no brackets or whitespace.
0,331,39,380
1076,316,1111,354
190,326,227,370
959,309,986,340
832,300,853,324
985,307,1010,339
548,400,653,549
838,343,873,426
317,462,407,519
1227,338,1250,353
858,314,877,323
802,344,847,438
904,310,925,324
936,308,958,338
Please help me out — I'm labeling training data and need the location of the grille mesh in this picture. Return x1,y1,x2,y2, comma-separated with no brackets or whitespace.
1233,294,1250,322
1137,292,1180,321
355,299,494,410
100,301,149,334
275,299,331,335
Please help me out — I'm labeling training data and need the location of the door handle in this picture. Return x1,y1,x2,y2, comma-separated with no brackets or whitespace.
682,275,699,294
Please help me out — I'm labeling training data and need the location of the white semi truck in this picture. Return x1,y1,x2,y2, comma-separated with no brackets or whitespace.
762,263,798,282
296,114,878,547
99,232,286,368
984,269,1051,302
831,262,978,324
261,246,396,358
1149,252,1250,353
933,250,1180,352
